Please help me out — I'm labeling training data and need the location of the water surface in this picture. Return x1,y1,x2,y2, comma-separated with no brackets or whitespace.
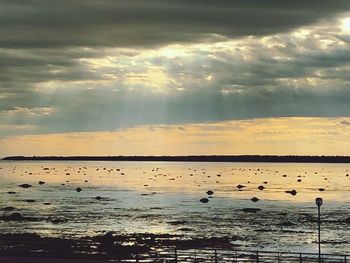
0,161,349,254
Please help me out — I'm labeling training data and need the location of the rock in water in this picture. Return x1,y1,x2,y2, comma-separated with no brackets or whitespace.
199,198,209,203
2,206,16,211
237,184,246,189
206,190,214,195
18,184,32,188
285,190,297,196
76,187,82,192
242,208,261,213
2,212,24,221
258,185,265,190
38,181,45,185
251,197,259,202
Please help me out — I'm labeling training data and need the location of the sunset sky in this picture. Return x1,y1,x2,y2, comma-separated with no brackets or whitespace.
1,1,350,157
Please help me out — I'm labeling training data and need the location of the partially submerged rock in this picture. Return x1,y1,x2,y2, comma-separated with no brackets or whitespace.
0,212,40,222
199,198,209,203
2,206,16,211
18,184,32,189
285,190,297,196
242,208,261,213
250,197,259,202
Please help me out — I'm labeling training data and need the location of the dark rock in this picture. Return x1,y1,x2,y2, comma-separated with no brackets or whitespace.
178,227,192,232
23,199,36,203
50,218,67,224
2,206,16,211
285,190,297,196
206,190,214,195
38,181,45,185
279,221,296,227
0,212,40,222
76,187,82,192
297,179,302,182
242,208,261,213
43,202,51,205
7,191,16,194
250,197,259,202
18,184,32,188
199,198,209,203
168,220,187,225
237,184,246,189
1,212,24,221
258,185,265,190
318,188,325,191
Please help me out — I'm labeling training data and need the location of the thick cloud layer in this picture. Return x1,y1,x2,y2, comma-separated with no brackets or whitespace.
1,1,350,138
1,0,350,47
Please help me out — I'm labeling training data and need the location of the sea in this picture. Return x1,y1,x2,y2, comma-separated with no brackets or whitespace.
0,161,349,254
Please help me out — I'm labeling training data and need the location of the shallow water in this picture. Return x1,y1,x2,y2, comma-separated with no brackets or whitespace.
0,161,349,254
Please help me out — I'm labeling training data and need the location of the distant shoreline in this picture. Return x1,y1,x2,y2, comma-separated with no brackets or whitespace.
3,155,350,163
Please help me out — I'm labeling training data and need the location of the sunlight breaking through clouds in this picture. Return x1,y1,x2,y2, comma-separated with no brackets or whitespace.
1,2,350,155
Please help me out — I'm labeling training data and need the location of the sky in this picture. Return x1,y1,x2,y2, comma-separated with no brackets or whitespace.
1,0,350,157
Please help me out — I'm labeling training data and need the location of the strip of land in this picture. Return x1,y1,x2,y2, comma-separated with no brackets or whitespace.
3,155,350,163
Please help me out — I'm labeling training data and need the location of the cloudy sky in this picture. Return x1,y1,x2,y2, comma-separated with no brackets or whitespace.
1,0,350,156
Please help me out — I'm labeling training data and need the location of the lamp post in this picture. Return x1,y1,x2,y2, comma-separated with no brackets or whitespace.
315,197,323,263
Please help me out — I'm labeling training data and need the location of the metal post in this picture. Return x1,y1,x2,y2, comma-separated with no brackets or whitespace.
277,252,280,263
215,249,218,263
316,197,323,263
345,255,347,263
174,247,178,263
136,253,139,263
256,251,259,263
299,253,302,263
318,205,321,263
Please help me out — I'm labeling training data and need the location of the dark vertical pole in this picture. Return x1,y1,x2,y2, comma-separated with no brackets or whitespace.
315,197,323,263
299,253,302,263
256,251,259,263
214,249,218,263
318,205,321,263
174,247,178,263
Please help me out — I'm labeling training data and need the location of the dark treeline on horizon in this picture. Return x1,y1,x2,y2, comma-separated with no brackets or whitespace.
3,155,350,163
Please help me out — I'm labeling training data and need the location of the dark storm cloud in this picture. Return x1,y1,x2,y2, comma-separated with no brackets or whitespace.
0,0,350,47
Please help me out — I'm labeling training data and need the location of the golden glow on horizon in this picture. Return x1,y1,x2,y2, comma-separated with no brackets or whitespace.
1,117,350,157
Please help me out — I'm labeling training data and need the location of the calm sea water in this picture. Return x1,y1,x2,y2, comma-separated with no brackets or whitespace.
0,161,349,254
